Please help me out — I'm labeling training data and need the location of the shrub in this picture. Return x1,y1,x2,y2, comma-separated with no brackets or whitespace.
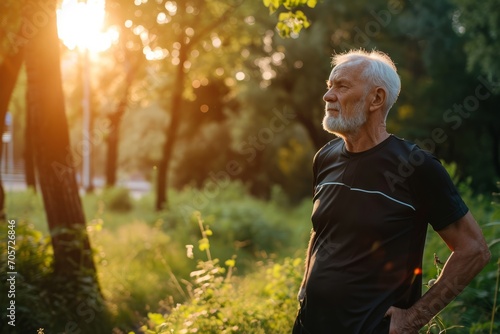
92,219,193,330
0,220,52,333
100,186,134,212
143,257,302,334
0,220,111,334
168,182,308,256
136,212,303,334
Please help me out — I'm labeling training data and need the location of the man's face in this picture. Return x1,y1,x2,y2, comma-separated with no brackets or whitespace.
322,63,370,136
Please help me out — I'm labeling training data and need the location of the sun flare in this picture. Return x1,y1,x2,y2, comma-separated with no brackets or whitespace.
57,0,118,52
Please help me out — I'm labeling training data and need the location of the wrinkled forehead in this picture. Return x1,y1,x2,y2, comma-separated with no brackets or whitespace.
329,59,368,82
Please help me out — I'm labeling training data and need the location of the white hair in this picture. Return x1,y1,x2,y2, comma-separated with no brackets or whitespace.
332,50,401,115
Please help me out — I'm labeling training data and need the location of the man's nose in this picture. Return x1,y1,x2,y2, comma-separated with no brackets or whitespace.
323,88,337,102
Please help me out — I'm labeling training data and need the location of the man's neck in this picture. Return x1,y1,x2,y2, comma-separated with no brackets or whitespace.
341,128,390,153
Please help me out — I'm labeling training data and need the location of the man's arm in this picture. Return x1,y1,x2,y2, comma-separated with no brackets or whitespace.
386,211,491,333
298,228,316,301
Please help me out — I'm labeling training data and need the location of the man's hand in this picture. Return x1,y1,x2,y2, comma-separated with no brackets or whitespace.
385,306,422,334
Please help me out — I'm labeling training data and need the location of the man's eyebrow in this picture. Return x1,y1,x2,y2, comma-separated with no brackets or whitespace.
327,77,349,86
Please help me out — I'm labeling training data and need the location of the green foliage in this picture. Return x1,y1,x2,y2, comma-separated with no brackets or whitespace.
262,0,317,37
143,255,302,334
276,10,311,38
100,186,134,212
167,181,310,264
92,219,192,330
451,0,500,84
263,0,318,12
421,171,500,333
0,220,52,332
4,184,311,331
4,188,44,224
0,220,110,333
5,175,500,333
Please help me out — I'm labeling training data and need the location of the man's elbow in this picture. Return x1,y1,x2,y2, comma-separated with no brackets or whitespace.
462,241,491,272
475,242,491,269
480,245,492,267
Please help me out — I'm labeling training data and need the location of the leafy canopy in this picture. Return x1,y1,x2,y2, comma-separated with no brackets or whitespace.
262,0,318,37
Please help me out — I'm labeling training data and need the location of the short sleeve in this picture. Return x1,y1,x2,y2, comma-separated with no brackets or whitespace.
409,150,469,231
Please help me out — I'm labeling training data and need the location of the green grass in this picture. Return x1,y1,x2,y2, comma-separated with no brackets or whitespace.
2,183,311,331
2,179,499,333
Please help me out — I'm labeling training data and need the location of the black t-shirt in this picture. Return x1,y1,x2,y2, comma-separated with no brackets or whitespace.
300,135,468,334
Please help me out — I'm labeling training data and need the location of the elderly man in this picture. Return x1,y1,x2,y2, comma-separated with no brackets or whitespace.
293,50,490,334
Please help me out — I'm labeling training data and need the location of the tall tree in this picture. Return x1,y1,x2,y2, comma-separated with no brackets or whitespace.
24,0,91,279
22,2,106,330
451,0,500,180
0,0,24,219
154,1,245,210
104,49,142,187
0,47,24,220
24,87,37,190
110,0,261,209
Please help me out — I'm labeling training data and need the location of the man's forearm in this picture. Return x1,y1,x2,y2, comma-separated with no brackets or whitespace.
388,213,491,333
408,247,490,328
299,229,316,293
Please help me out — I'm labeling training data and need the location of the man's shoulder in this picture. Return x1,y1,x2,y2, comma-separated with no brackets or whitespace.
317,137,344,154
312,135,438,166
388,134,418,152
389,135,447,180
313,137,343,162
387,135,435,159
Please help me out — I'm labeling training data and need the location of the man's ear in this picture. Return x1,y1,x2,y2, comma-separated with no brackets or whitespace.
369,87,386,112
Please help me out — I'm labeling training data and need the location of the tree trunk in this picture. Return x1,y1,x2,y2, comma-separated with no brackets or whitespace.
105,111,121,187
155,42,188,210
81,49,95,193
24,89,37,189
105,55,139,187
152,3,240,210
0,47,24,220
23,0,101,294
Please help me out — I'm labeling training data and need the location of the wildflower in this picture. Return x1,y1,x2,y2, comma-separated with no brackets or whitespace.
186,244,194,259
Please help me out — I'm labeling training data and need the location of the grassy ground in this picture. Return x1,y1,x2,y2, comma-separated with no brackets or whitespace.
2,179,499,333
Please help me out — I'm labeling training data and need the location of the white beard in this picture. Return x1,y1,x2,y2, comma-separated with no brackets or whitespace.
322,100,367,136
